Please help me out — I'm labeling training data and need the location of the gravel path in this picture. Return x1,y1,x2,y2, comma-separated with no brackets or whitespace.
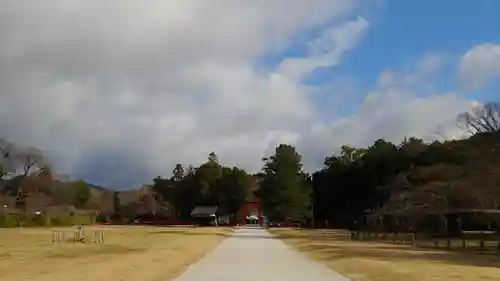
172,227,350,281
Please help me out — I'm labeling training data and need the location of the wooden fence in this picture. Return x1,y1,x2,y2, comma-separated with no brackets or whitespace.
351,230,500,254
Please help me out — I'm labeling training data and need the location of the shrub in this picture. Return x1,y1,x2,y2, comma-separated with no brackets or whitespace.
24,215,48,227
50,215,93,226
0,215,21,227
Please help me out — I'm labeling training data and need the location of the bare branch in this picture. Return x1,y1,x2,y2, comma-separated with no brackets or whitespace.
15,147,45,176
456,102,500,135
0,139,16,179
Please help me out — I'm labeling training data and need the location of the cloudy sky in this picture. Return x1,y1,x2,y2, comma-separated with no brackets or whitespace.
1,0,499,188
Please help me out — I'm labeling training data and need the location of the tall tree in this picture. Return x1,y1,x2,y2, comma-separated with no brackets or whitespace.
258,144,311,222
211,167,249,215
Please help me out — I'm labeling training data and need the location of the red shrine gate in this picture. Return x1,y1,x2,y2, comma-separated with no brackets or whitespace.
237,201,263,225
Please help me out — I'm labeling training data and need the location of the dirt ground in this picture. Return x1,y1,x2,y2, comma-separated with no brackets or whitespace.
271,228,500,281
0,225,232,281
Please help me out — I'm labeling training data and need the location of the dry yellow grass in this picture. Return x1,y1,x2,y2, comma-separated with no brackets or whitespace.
0,225,232,281
271,228,500,281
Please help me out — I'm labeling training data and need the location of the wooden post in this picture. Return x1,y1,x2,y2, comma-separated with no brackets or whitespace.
434,239,439,249
93,231,104,244
412,232,416,247
52,230,64,243
462,239,467,249
446,239,451,249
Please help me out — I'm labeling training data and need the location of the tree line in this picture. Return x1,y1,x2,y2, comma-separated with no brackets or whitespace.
1,101,499,227
150,101,500,227
150,145,313,222
312,101,500,229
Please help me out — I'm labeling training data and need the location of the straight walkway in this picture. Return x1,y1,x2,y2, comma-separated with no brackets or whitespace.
172,228,350,281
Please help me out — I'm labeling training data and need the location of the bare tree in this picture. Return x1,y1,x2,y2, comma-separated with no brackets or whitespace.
6,146,46,209
0,139,15,179
457,102,500,135
172,164,184,182
139,185,157,218
19,165,54,195
17,147,45,176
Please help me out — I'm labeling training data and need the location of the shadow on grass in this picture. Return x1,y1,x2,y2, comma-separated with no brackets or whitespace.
148,227,294,240
273,229,500,269
45,244,145,258
147,228,235,237
300,243,500,268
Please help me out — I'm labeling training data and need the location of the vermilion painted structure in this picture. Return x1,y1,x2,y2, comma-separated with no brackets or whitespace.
237,201,262,225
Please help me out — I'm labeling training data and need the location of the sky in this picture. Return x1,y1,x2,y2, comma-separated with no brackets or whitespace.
0,0,499,189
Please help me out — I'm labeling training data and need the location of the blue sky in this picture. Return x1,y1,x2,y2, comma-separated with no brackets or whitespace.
349,0,499,94
263,0,500,118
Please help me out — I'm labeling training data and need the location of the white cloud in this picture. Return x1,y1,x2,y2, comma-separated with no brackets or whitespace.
458,43,500,91
0,1,482,188
297,55,477,169
278,16,369,82
0,0,360,187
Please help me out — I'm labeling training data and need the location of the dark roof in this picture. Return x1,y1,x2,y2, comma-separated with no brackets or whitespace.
190,205,218,217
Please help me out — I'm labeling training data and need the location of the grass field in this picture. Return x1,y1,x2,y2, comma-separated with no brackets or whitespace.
271,228,500,281
0,226,232,281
